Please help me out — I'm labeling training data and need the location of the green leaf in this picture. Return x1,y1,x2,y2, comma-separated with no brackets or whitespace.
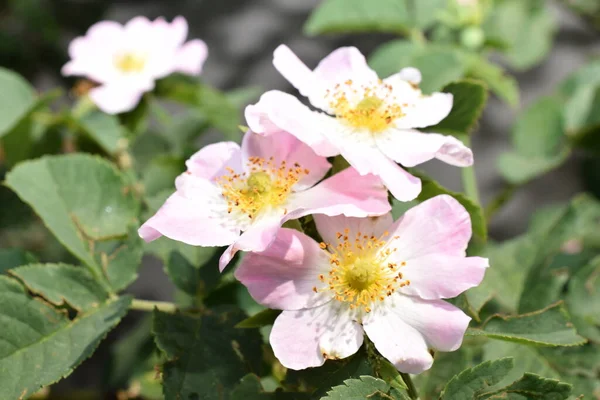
153,306,263,400
5,154,140,278
236,308,281,328
468,302,586,346
142,156,184,197
566,256,600,338
165,248,220,298
369,41,466,93
498,96,568,184
198,84,243,142
0,248,37,274
417,349,470,399
231,374,271,400
465,54,520,107
427,80,488,135
483,0,556,70
74,109,127,155
0,67,36,137
10,263,108,311
411,170,487,240
0,295,131,400
480,373,571,399
322,376,390,399
440,358,514,400
96,227,144,292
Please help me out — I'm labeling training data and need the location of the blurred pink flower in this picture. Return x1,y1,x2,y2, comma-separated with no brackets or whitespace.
139,129,391,271
236,195,488,373
62,16,208,114
246,46,474,201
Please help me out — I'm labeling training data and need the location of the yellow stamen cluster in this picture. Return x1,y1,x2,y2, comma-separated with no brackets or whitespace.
315,229,409,313
215,157,309,220
328,80,405,133
114,53,147,73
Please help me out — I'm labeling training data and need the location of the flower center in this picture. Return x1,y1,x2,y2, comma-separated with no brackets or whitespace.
216,157,309,220
316,229,409,313
114,52,147,74
327,80,404,133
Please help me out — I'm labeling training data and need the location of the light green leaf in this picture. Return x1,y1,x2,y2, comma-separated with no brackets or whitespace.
322,376,390,399
483,0,556,70
10,263,108,311
427,80,488,135
198,84,243,142
153,306,263,400
75,110,126,155
142,156,184,197
0,248,37,274
468,302,586,346
369,41,465,93
5,154,140,276
417,349,470,399
440,358,514,400
497,151,570,185
465,54,520,107
0,295,131,400
96,227,144,292
566,256,600,337
480,373,571,399
0,67,36,137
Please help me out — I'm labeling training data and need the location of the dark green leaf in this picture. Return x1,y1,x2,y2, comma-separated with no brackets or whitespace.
0,295,131,399
165,248,220,298
142,156,184,197
0,67,36,137
10,263,108,311
322,376,390,399
480,373,571,399
236,309,282,329
440,358,514,400
427,80,488,135
566,256,600,338
468,302,586,346
0,248,37,274
153,306,263,400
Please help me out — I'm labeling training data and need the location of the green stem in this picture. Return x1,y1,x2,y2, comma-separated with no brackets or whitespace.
484,183,517,222
130,299,178,313
460,136,480,204
400,372,419,400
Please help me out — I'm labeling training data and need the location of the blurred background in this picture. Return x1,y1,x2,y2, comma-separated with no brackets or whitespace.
1,0,599,396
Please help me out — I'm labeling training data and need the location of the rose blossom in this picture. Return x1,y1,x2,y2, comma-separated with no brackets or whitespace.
62,16,208,114
235,195,488,373
246,46,474,201
139,129,391,271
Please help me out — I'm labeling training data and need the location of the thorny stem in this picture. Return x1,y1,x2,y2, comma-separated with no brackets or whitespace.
400,372,419,400
460,136,481,205
130,299,179,313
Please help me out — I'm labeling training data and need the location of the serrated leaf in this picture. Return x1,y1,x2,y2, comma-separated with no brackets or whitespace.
5,154,140,279
465,54,519,107
0,295,131,399
10,263,108,311
480,373,571,399
322,376,390,399
0,67,36,137
440,358,514,400
369,41,465,93
566,255,600,339
468,302,586,346
427,80,488,135
165,248,220,298
0,248,37,274
74,109,126,155
153,306,263,400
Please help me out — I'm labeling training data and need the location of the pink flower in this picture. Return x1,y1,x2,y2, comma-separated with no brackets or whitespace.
246,46,474,201
235,195,488,373
62,16,208,114
139,129,391,271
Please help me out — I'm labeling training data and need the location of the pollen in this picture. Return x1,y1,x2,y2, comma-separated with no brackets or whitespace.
317,229,408,313
215,157,308,220
327,81,404,133
114,52,147,74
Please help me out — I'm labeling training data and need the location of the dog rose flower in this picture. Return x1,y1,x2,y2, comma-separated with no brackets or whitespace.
246,45,474,201
139,129,390,271
235,195,488,373
62,16,208,114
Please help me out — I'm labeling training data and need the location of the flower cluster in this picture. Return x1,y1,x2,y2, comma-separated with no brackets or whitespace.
138,43,489,374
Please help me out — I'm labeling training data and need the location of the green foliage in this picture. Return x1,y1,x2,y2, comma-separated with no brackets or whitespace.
440,358,514,399
73,108,127,156
153,307,264,400
322,376,395,399
236,308,282,328
0,67,36,137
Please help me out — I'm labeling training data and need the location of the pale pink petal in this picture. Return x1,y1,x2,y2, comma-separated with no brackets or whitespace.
138,192,239,246
241,130,331,190
270,303,363,370
124,16,153,43
388,195,471,260
363,300,433,374
234,228,332,310
218,212,283,271
399,255,489,300
67,21,122,60
185,141,242,181
272,44,317,99
375,130,473,168
175,39,208,75
312,46,378,88
286,167,390,220
396,92,454,129
167,16,188,47
246,91,339,157
88,84,147,114
314,213,394,247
